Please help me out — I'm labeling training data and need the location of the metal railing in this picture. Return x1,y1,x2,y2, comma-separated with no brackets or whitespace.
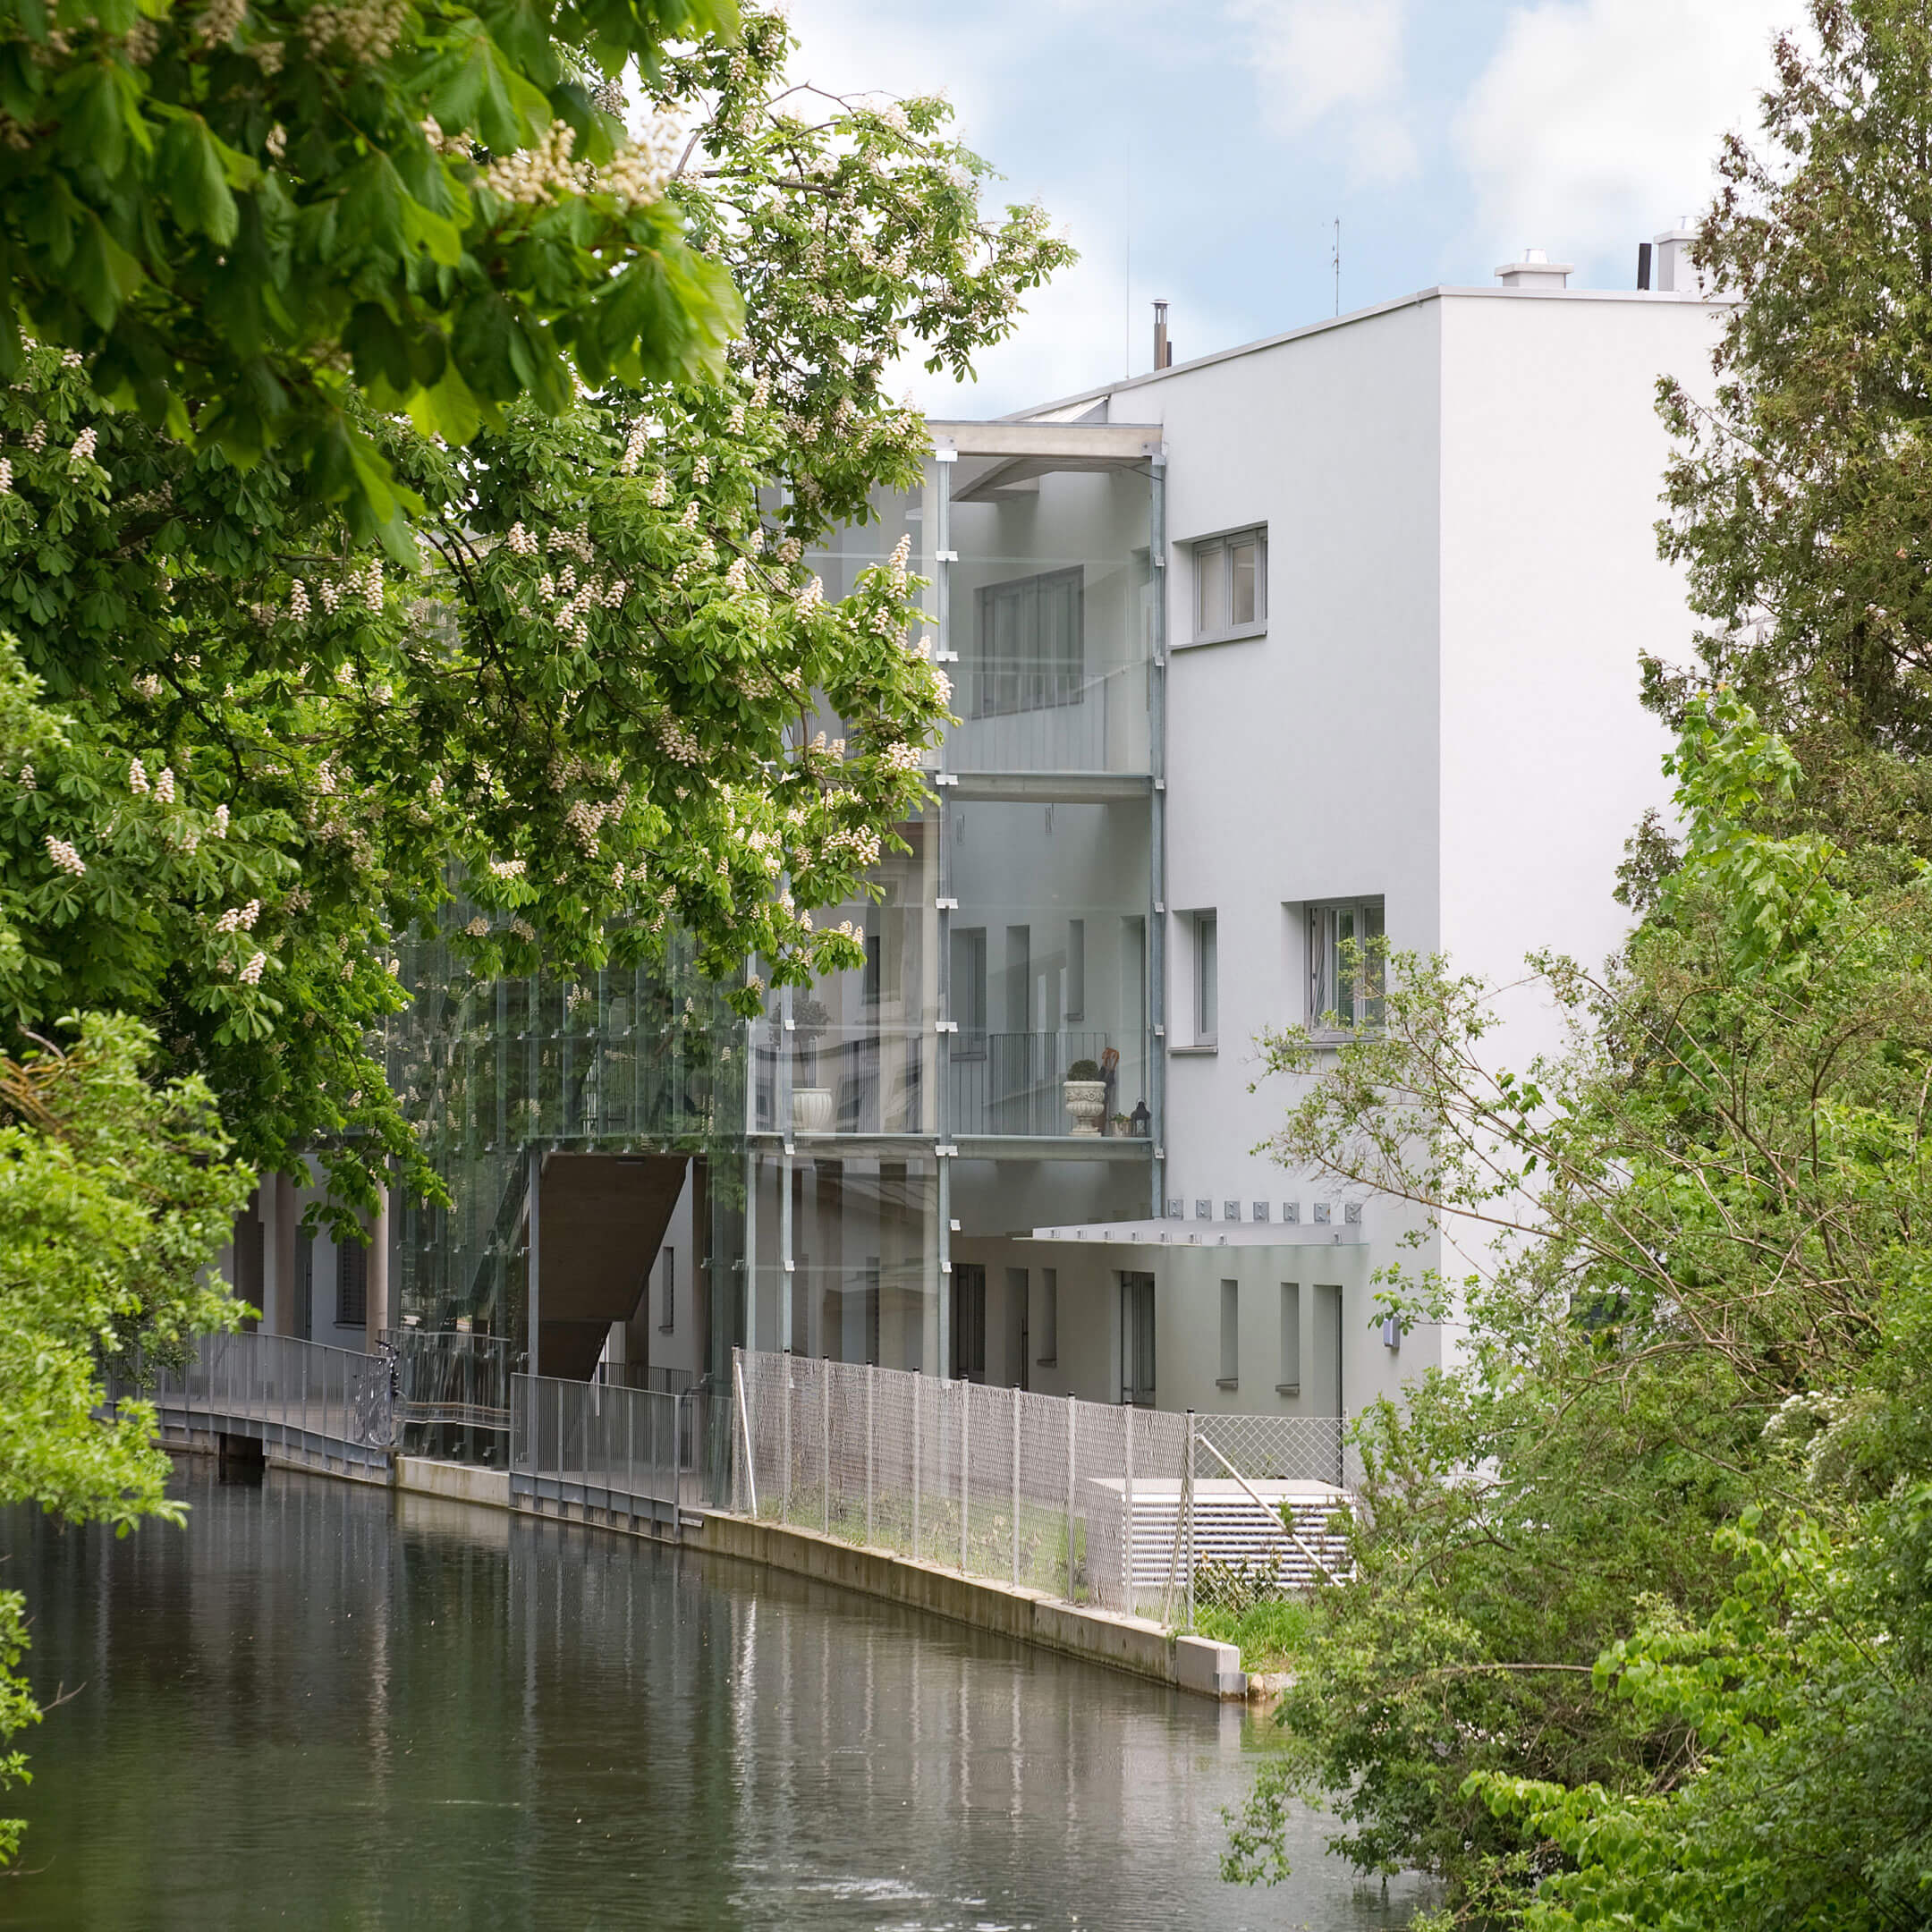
510,1373,711,1528
730,1348,1351,1624
946,1030,1124,1138
106,1329,397,1476
384,1326,513,1463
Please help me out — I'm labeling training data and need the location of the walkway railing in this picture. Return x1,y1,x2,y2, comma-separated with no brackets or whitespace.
730,1348,1352,1624
510,1374,710,1530
108,1329,397,1478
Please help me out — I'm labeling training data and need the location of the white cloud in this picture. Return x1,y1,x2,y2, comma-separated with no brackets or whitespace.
1225,0,1418,181
1454,0,1790,268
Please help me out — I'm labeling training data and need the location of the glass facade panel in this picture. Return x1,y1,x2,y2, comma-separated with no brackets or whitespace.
742,1150,939,1370
387,911,743,1365
750,809,937,1140
945,467,1153,775
944,799,1150,1139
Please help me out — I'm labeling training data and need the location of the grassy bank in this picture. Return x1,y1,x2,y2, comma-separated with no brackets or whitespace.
1193,1596,1314,1673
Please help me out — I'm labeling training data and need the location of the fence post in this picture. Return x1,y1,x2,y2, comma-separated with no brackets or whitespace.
1123,1408,1135,1615
1011,1385,1021,1592
959,1380,970,1574
1065,1392,1077,1601
865,1363,875,1546
821,1363,831,1538
911,1369,921,1560
781,1348,792,1525
1184,1410,1196,1634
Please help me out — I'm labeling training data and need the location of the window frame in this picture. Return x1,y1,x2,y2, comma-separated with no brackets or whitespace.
1193,911,1219,1047
336,1238,367,1329
1217,1278,1240,1390
1306,896,1385,1036
972,564,1085,718
1186,525,1267,648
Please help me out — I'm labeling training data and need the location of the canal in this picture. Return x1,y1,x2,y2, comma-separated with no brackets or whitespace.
2,1462,1429,1928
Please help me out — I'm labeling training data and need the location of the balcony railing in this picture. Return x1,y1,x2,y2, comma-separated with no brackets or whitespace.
946,1030,1137,1139
947,660,1149,776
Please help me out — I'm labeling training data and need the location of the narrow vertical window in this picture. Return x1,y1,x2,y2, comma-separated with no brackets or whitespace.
1278,1283,1301,1394
1229,536,1259,626
1065,919,1086,1023
1195,912,1218,1045
337,1239,367,1328
1196,539,1226,636
1121,1272,1156,1405
1218,1279,1240,1387
1038,1267,1058,1366
659,1246,675,1334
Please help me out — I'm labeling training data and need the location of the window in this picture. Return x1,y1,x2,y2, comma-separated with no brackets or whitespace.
295,1229,314,1342
1278,1283,1301,1394
658,1246,675,1334
974,566,1083,716
953,1263,987,1381
1065,919,1086,1024
951,927,987,1055
1037,1267,1058,1367
1191,527,1266,642
1308,897,1385,1031
1193,912,1218,1045
1218,1279,1240,1389
336,1238,367,1328
1121,1272,1156,1405
1128,1267,1151,1406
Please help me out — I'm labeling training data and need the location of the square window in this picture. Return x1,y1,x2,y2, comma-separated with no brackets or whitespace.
1190,527,1267,643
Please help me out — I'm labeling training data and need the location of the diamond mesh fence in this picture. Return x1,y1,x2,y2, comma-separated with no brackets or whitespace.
731,1349,1352,1623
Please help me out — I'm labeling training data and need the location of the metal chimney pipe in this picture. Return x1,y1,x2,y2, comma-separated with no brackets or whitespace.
1152,300,1170,370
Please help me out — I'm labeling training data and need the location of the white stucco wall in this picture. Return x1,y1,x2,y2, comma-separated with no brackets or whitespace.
996,281,1724,1417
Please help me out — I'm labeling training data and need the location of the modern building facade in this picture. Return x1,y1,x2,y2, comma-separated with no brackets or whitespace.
226,243,1726,1433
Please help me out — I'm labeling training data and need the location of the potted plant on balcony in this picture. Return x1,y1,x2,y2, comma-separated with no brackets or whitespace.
1063,1057,1107,1136
791,997,835,1134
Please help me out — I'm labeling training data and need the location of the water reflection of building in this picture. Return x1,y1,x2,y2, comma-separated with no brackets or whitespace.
221,254,1724,1426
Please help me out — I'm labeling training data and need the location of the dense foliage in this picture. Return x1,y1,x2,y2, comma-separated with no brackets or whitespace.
0,0,743,546
0,5,1070,1225
0,1014,250,1855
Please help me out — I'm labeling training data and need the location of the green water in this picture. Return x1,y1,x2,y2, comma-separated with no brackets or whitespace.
1,1462,1428,1928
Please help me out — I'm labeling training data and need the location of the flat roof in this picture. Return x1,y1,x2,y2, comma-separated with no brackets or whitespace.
1000,283,1728,424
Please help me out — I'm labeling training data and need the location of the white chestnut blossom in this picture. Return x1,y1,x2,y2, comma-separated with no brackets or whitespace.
45,835,85,876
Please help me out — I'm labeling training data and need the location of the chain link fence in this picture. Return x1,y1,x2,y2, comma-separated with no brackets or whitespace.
730,1349,1352,1623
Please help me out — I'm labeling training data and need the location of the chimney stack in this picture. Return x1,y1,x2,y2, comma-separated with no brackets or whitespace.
1636,241,1653,290
1653,220,1697,292
1152,300,1173,370
1494,247,1572,292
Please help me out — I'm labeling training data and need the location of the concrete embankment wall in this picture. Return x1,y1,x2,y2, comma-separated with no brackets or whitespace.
232,1445,1247,1699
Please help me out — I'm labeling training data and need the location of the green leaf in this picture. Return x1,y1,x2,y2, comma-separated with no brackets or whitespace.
158,114,238,246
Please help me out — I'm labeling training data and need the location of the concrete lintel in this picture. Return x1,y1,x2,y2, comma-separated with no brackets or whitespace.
927,419,1158,462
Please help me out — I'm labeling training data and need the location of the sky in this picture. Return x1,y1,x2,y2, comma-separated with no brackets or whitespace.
779,0,1798,415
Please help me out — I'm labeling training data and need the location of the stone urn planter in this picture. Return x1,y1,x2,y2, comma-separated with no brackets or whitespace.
1063,1059,1106,1136
791,1087,835,1135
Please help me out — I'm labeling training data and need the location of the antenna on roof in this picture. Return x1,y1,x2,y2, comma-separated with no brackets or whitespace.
1332,216,1341,318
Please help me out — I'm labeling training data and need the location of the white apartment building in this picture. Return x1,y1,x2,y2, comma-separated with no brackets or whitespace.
231,242,1728,1441
880,245,1725,1423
